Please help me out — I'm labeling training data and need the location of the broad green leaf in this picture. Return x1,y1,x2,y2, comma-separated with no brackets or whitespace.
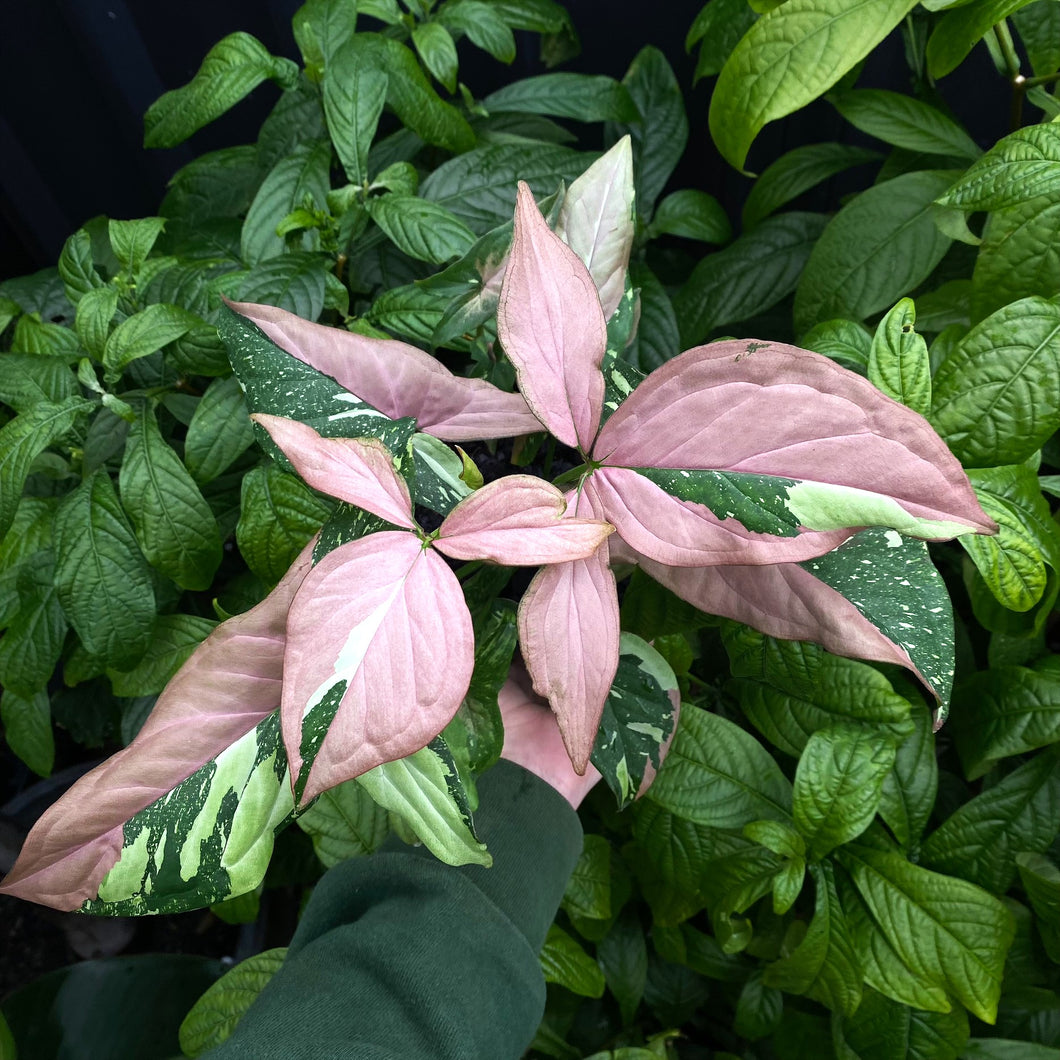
961,461,1060,613
74,285,119,360
257,78,330,173
367,194,476,264
563,833,612,921
184,376,256,485
420,142,593,232
954,663,1060,778
57,229,103,304
930,297,1060,467
119,405,222,590
868,297,931,414
647,703,792,828
725,624,915,758
179,948,286,1057
323,48,387,186
591,634,680,809
0,294,20,333
144,33,299,148
832,985,970,1060
687,0,758,81
236,253,331,321
937,124,1060,211
743,142,881,229
0,397,91,545
831,89,981,160
709,0,919,172
292,0,359,75
800,317,872,372
0,355,78,413
623,46,688,216
484,73,638,123
540,925,606,998
356,737,491,867
54,470,155,669
1,688,54,777
10,314,79,357
794,170,955,332
765,862,862,1016
922,751,1060,894
793,726,896,860
108,217,167,273
839,842,1015,1022
103,304,199,376
1013,2,1060,77
927,0,1035,78
0,552,67,698
241,140,332,265
648,190,730,244
412,22,458,93
107,613,216,698
971,195,1060,320
296,779,389,867
878,702,937,851
674,212,827,346
369,283,451,345
1015,851,1060,963
599,915,649,1025
626,263,680,372
961,1041,1060,1060
160,146,262,226
440,2,517,64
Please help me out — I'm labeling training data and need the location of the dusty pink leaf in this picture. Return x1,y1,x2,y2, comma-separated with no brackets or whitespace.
435,474,613,564
593,339,994,537
556,136,635,320
252,415,415,529
593,465,852,567
497,182,607,451
227,299,541,441
0,543,316,912
281,532,474,802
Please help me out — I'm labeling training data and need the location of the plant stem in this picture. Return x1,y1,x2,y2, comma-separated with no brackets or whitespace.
993,21,1026,130
1024,71,1060,89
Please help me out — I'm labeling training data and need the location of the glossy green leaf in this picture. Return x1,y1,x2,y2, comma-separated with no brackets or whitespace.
793,726,896,860
179,948,286,1057
1,688,53,777
0,355,78,413
54,470,155,669
160,145,262,226
687,0,757,81
1013,2,1060,77
794,171,955,331
484,73,638,123
599,915,648,1026
1015,851,1060,963
648,190,730,244
292,0,359,75
103,304,199,375
709,0,918,172
927,0,1035,78
74,285,118,360
144,33,299,148
540,924,606,998
831,89,981,160
800,317,872,372
440,2,517,64
323,49,387,186
0,552,67,698
119,404,222,590
236,253,331,321
647,703,792,828
412,22,458,93
832,985,970,1060
10,314,79,357
625,263,680,372
878,702,937,852
961,1041,1060,1060
867,298,931,413
923,751,1060,894
674,212,827,345
563,834,612,921
296,779,389,867
743,142,880,229
930,296,1060,467
839,842,1015,1022
184,376,257,485
108,613,217,697
57,228,103,304
367,194,476,264
108,218,167,273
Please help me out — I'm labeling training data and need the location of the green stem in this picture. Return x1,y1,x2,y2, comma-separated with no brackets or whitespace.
1024,71,1060,89
993,21,1026,131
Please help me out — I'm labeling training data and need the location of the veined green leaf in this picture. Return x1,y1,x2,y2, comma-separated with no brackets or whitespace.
709,0,919,172
179,948,287,1057
54,470,155,670
1,688,54,777
11,314,80,357
108,218,167,273
160,145,262,226
562,833,611,921
57,229,103,304
367,195,476,264
74,285,119,360
184,376,256,485
688,0,758,82
236,253,331,321
297,780,389,867
144,33,299,149
292,0,359,75
598,915,648,1027
648,190,731,244
108,613,217,698
440,1,517,64
868,297,931,414
922,751,1060,894
647,703,792,828
1015,851,1060,964
927,0,1035,78
878,702,937,852
119,404,222,590
540,925,606,997
484,73,638,123
800,317,872,372
626,263,680,372
323,47,387,186
103,304,199,376
0,551,67,698
0,355,78,413
831,89,981,160
794,170,955,332
832,985,970,1060
412,22,458,93
1013,2,1060,78
930,296,1060,467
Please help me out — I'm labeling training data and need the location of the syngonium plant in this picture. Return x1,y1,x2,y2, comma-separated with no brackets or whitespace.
0,139,995,917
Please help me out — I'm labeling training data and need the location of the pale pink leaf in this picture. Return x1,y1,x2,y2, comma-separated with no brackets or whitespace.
497,182,607,451
593,339,995,537
227,300,541,441
252,414,415,529
0,543,316,911
435,474,614,564
556,136,635,320
593,465,853,567
281,532,474,802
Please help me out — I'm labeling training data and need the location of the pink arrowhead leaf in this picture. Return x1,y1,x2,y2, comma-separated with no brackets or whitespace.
435,474,614,564
516,486,619,774
497,182,607,451
226,299,542,441
281,531,474,803
556,136,635,321
252,414,415,529
0,542,315,911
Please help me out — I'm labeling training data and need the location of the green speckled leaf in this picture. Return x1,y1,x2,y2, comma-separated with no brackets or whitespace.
409,433,474,516
591,633,680,809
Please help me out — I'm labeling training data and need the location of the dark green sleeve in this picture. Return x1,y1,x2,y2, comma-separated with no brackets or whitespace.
204,760,584,1060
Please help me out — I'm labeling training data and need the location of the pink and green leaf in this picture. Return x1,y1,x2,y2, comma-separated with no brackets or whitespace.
498,182,607,451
